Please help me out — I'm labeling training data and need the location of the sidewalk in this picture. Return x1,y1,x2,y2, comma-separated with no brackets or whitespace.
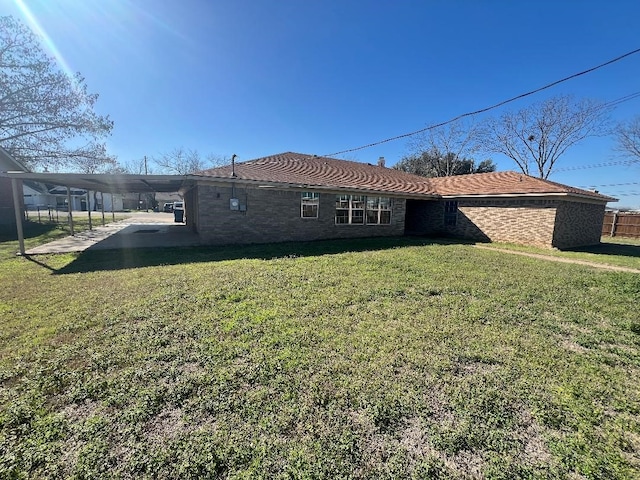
474,245,640,273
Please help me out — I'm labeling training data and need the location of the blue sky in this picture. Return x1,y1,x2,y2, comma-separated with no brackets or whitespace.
4,0,640,207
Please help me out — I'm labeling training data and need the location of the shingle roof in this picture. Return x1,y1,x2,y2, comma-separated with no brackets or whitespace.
428,171,617,201
197,152,616,202
198,152,437,196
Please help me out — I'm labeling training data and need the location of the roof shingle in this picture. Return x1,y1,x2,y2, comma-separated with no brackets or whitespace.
197,152,616,202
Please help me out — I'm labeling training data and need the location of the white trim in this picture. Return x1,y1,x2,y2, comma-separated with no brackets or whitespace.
439,192,615,203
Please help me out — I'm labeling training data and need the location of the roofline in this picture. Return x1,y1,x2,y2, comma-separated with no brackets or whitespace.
3,170,617,203
192,175,439,199
0,147,29,172
1,171,196,194
2,171,190,182
439,192,617,203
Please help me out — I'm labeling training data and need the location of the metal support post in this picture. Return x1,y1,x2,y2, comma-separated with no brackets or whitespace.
11,178,25,255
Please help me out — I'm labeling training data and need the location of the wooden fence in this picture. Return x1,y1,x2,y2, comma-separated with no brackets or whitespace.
602,212,640,238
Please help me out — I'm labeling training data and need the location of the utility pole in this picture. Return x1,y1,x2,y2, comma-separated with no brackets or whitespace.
144,155,148,175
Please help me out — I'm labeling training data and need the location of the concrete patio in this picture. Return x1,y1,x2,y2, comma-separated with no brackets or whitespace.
24,212,201,254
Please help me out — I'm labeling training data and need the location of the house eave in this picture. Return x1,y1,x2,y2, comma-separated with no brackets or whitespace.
439,192,616,203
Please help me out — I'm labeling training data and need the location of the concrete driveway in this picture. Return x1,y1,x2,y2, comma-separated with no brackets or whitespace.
25,212,201,254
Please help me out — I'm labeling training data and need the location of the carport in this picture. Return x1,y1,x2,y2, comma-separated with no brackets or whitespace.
3,171,197,255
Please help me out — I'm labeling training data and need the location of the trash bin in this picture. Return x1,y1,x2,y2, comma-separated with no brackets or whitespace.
174,208,184,223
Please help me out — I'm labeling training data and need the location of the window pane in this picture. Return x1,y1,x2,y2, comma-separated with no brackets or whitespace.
351,195,365,209
335,209,349,224
302,192,318,201
366,210,379,224
302,204,318,218
336,195,349,209
379,197,391,209
444,201,458,214
380,210,391,224
367,197,379,209
352,210,364,224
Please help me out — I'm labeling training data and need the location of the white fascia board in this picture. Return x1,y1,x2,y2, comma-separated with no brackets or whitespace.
439,192,615,203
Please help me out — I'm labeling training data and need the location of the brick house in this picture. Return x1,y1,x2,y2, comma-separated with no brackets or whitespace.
186,152,615,249
3,151,616,249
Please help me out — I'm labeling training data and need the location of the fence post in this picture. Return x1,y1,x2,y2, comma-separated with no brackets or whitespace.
100,192,106,226
87,191,92,230
610,211,617,237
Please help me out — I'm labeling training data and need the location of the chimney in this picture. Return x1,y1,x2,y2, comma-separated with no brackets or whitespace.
377,156,385,167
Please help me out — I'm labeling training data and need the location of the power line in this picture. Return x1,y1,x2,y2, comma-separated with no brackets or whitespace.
324,47,640,157
555,160,638,172
578,181,640,188
605,192,640,197
601,91,640,109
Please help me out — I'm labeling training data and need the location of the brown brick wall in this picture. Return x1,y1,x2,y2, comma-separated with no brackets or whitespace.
195,185,406,245
447,199,559,247
552,201,605,249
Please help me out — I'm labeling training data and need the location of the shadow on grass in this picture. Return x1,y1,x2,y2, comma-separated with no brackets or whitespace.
47,236,468,275
0,221,67,243
566,241,640,258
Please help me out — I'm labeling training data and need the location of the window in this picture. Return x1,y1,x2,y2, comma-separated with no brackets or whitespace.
301,192,319,218
336,195,392,225
335,194,364,224
366,196,392,224
444,200,458,226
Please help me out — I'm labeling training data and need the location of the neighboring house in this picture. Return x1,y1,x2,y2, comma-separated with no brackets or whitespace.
0,147,26,228
186,152,615,249
24,184,124,212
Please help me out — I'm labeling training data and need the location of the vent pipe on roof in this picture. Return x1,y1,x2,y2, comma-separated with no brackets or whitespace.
377,156,385,167
231,154,237,177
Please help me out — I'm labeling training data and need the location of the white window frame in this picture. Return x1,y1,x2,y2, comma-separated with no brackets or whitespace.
301,192,319,218
335,195,392,225
366,196,392,225
335,194,364,224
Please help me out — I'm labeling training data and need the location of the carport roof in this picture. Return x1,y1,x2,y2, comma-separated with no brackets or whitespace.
1,171,195,194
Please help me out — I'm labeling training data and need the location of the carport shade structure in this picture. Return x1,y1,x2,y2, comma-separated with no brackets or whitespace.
2,171,196,255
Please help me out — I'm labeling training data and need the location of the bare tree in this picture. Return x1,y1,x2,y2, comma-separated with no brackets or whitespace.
153,147,225,175
406,119,483,176
615,116,640,163
0,16,113,171
479,95,610,179
69,145,118,174
119,157,153,175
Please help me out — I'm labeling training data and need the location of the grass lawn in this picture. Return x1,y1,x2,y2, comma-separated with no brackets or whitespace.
482,236,640,271
1,234,639,478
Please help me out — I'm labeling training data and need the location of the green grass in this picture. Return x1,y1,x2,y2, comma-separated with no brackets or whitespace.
1,234,639,479
482,236,640,271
